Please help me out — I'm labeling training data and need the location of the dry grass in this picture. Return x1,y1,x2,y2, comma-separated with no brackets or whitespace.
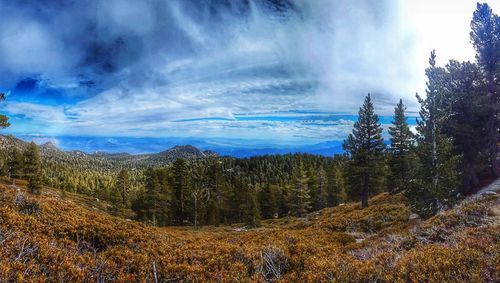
0,182,498,282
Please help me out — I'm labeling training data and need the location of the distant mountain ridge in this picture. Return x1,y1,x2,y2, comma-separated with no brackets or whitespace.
0,135,218,170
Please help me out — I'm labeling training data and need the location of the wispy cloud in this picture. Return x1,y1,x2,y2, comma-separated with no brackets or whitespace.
0,0,449,143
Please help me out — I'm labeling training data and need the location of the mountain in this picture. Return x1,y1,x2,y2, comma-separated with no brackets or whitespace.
14,135,346,157
0,135,219,170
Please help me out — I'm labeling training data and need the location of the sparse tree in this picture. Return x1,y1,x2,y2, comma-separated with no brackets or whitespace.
388,99,415,193
343,94,385,208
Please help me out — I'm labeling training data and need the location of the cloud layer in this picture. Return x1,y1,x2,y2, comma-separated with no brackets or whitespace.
0,0,420,141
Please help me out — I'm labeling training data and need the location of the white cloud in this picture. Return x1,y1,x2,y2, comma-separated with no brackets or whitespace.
4,102,68,124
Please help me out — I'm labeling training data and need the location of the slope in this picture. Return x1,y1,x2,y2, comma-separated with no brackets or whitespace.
0,179,498,282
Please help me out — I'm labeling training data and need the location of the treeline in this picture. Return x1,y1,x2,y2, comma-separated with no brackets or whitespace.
130,154,348,227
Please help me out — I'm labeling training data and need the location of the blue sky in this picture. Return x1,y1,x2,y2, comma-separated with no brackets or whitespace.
0,0,498,153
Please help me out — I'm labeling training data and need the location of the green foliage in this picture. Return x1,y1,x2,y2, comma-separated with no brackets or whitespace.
0,93,10,129
7,148,23,182
343,93,386,208
171,158,189,225
23,142,43,194
116,169,131,207
470,3,500,177
388,99,415,193
258,183,277,219
406,51,462,218
288,161,311,217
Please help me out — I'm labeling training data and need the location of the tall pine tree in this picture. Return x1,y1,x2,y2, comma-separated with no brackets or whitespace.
388,99,415,193
408,51,461,218
470,3,500,177
343,93,385,208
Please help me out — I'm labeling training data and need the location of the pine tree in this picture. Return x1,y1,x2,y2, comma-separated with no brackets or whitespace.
388,99,415,193
116,169,131,207
288,161,311,216
311,167,328,210
0,93,10,129
243,185,261,228
470,3,500,177
8,148,23,185
441,60,484,193
258,183,277,219
407,51,462,218
139,168,170,226
24,142,43,194
343,93,385,208
171,158,189,225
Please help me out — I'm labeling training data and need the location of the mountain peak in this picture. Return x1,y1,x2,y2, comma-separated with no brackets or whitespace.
41,141,58,149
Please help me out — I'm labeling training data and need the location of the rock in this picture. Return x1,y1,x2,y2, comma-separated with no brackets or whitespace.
408,213,421,225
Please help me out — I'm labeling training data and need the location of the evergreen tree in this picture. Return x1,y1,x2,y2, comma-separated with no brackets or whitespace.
407,51,462,218
137,168,170,226
8,148,23,185
258,183,277,219
388,99,415,193
0,93,10,129
116,169,131,207
343,93,385,208
24,142,43,194
441,60,485,193
470,3,500,177
311,167,328,210
171,158,189,225
288,161,311,216
326,165,347,206
243,185,261,228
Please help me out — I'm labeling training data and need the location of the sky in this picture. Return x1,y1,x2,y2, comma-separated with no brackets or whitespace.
0,0,499,154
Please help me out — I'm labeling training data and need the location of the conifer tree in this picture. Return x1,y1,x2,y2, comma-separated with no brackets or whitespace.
388,99,415,193
407,51,462,218
470,3,500,177
288,161,311,216
343,93,385,208
0,93,10,129
311,167,328,210
258,183,277,219
441,60,484,193
139,168,170,226
8,148,23,185
243,185,261,228
24,142,42,194
116,169,131,207
171,158,189,225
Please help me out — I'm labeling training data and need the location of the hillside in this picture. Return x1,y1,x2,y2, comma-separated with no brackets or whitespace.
0,135,218,170
0,179,498,282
